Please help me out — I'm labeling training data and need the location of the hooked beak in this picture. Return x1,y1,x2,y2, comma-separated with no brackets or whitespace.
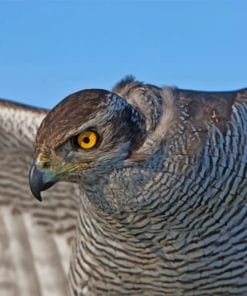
29,164,59,202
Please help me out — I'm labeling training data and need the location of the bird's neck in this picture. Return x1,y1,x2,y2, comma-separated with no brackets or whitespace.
69,117,247,293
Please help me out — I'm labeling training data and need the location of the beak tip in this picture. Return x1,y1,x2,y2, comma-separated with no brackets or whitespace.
29,163,58,201
34,191,43,202
29,164,41,201
29,177,43,202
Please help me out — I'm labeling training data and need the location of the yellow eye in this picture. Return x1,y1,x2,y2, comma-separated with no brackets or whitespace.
77,130,98,149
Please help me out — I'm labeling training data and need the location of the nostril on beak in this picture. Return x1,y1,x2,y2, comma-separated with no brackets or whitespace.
41,161,51,169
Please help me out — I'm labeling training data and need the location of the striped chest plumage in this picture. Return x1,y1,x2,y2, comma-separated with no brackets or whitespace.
26,77,247,295
69,101,247,295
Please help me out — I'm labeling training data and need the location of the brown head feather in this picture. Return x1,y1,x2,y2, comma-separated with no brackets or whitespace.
36,89,110,150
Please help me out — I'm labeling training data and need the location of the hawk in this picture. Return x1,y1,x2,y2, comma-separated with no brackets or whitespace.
1,77,247,295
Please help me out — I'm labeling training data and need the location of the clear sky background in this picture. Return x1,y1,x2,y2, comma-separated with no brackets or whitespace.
0,0,246,109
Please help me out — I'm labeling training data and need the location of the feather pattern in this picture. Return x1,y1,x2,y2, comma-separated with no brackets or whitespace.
0,99,78,295
1,78,247,295
68,80,247,295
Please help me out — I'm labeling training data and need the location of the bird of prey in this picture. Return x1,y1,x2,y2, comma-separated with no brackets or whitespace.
1,77,247,295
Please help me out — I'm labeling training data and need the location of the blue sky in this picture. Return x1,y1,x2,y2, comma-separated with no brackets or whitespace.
0,0,246,109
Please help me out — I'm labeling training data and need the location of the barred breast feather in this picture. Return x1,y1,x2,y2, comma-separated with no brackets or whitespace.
67,79,247,295
1,78,247,296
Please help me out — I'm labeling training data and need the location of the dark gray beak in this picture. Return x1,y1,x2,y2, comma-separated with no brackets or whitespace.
29,164,59,202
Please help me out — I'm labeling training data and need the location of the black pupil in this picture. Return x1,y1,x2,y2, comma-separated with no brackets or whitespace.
83,137,90,144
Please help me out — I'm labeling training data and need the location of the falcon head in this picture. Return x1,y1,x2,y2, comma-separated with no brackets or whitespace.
29,89,146,202
30,77,240,209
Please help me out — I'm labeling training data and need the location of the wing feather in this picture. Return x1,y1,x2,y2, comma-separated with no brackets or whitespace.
0,99,77,295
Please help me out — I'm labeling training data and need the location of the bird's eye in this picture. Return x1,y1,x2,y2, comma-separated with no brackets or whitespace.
77,130,98,149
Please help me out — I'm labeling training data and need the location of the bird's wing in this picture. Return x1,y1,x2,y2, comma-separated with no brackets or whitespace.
0,99,78,296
